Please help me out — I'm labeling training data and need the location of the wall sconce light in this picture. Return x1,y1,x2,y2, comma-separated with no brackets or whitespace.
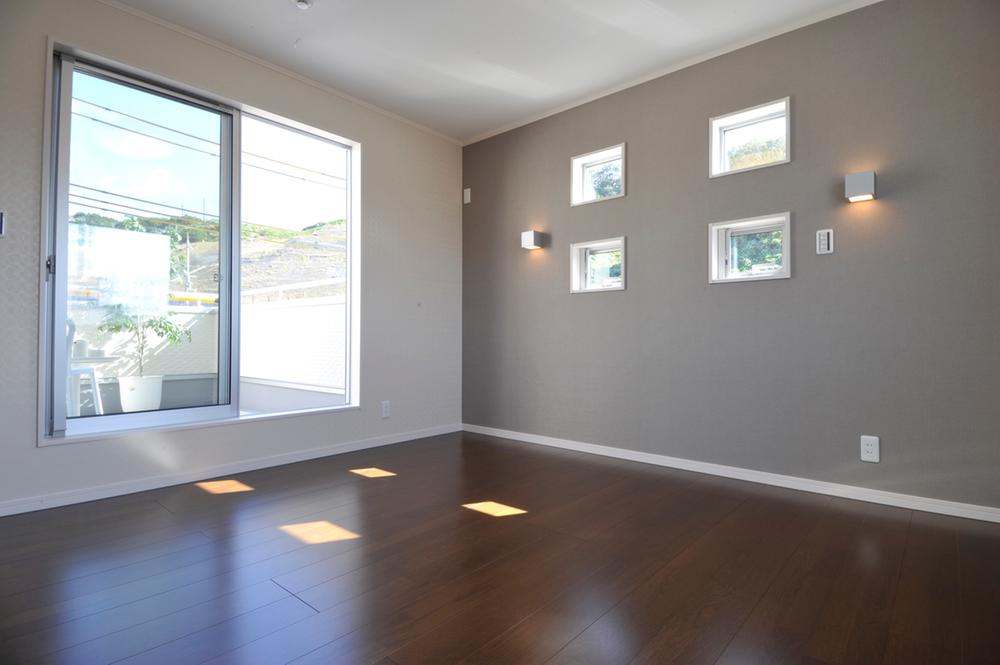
845,170,876,202
521,230,547,250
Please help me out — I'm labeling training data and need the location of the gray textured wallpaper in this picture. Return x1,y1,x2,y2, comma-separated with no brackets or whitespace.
462,0,1000,506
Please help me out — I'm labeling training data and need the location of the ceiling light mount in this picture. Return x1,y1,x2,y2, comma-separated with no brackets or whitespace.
295,0,313,10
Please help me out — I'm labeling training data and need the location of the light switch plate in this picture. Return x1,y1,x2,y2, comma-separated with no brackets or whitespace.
463,188,471,204
816,228,833,254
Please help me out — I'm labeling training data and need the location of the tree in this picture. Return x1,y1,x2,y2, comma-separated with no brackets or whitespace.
590,163,622,199
98,304,191,377
726,138,785,172
731,230,783,273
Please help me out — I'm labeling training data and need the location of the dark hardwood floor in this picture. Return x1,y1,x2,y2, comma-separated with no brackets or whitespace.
1,431,997,664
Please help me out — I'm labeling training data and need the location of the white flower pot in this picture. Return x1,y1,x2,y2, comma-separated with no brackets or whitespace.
118,375,163,413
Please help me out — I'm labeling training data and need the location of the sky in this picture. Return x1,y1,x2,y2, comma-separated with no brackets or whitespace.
69,69,349,232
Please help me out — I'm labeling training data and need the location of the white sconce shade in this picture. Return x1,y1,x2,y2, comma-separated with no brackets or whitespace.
845,170,876,202
521,230,546,250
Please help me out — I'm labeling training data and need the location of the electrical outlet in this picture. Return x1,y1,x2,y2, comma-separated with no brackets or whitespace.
860,435,880,463
380,400,391,419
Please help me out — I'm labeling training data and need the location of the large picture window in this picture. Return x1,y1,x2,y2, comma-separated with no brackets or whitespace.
43,52,358,439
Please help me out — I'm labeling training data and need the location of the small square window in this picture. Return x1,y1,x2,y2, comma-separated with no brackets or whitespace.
571,237,625,293
571,144,625,206
709,213,790,283
710,98,789,177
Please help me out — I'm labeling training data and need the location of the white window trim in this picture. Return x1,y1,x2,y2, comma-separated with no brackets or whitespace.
570,236,626,293
570,143,626,207
708,212,791,284
709,97,790,178
36,41,362,445
40,404,362,447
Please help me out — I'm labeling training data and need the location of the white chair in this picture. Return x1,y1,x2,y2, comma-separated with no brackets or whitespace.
67,320,104,416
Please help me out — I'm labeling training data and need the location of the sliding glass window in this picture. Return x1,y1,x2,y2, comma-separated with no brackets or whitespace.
44,52,357,439
239,116,352,414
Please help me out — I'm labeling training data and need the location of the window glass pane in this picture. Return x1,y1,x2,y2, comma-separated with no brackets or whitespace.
239,115,350,414
572,144,624,205
65,69,223,417
582,159,622,201
723,116,786,172
586,248,623,289
729,229,783,276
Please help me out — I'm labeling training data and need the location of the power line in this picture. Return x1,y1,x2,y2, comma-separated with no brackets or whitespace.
68,198,340,244
74,97,220,147
72,112,221,157
69,199,219,232
74,96,346,182
70,193,217,223
74,112,345,190
69,183,340,235
70,183,219,219
242,158,346,189
242,151,345,182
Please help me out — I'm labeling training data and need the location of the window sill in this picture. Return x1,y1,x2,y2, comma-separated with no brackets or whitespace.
570,285,627,294
710,272,790,284
709,157,790,179
38,404,361,448
570,191,626,207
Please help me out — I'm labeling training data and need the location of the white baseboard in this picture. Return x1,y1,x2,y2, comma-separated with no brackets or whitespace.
0,423,463,517
463,424,1000,524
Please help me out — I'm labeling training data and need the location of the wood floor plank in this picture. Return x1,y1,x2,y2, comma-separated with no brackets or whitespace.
115,595,316,665
0,478,460,642
0,529,213,596
956,515,1000,665
288,531,600,665
25,581,291,665
204,526,563,665
547,488,829,665
880,511,963,665
0,433,997,665
457,479,748,665
714,498,911,665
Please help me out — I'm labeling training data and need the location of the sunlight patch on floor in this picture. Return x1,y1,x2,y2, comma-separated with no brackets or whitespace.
462,501,527,517
196,480,254,494
279,520,361,544
350,467,397,478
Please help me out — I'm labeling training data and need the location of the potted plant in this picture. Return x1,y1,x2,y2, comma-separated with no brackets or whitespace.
99,304,192,413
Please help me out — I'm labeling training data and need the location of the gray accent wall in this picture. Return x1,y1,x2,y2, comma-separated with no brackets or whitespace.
462,0,1000,506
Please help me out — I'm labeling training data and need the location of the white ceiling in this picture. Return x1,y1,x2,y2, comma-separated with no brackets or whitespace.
110,0,876,144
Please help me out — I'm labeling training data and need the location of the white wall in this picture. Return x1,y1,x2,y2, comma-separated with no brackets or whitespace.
0,0,463,514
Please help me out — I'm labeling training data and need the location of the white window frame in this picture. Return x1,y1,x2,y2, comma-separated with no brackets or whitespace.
709,213,790,284
570,143,625,206
709,98,790,178
570,236,626,293
37,43,361,444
